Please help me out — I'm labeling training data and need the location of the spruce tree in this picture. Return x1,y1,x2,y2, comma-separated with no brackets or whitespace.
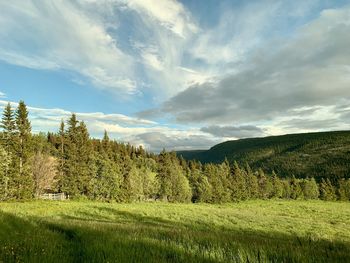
257,168,273,199
15,101,31,173
301,177,319,200
290,176,303,200
1,102,16,152
271,171,283,198
14,101,34,198
102,130,110,154
230,161,247,201
338,179,350,201
319,178,336,201
197,175,213,203
0,103,16,199
245,163,259,199
0,146,11,200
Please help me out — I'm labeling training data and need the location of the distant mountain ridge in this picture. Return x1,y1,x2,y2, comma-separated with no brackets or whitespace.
177,130,350,180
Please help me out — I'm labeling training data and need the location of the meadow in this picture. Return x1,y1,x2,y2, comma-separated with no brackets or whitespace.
0,200,349,263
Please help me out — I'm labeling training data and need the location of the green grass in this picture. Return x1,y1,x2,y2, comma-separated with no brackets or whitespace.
0,200,350,262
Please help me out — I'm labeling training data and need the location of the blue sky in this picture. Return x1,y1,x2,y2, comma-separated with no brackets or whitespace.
0,0,350,151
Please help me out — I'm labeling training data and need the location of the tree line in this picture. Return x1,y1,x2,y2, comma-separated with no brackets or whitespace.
0,101,349,202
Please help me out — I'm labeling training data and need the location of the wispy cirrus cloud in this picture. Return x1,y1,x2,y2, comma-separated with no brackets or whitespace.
160,6,350,128
0,0,210,99
0,1,136,93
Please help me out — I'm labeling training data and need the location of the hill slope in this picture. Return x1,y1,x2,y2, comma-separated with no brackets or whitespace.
177,130,350,179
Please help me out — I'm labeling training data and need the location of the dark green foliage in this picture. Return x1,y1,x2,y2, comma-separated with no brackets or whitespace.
178,131,350,180
0,101,349,203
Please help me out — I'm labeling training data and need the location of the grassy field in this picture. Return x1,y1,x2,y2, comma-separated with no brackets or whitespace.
0,200,349,262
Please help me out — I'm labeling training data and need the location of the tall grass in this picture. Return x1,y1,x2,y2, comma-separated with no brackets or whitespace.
0,200,349,262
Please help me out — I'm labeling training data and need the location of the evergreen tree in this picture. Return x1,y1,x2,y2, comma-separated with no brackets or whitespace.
1,102,16,151
282,179,291,199
290,176,303,200
204,163,230,203
271,171,283,198
319,178,336,201
61,114,94,197
0,146,11,200
102,130,110,154
92,156,121,201
14,101,34,198
301,177,319,200
245,163,259,199
257,168,273,199
157,151,191,202
230,161,247,201
15,101,31,173
197,175,213,203
338,179,350,201
0,103,16,199
187,161,202,202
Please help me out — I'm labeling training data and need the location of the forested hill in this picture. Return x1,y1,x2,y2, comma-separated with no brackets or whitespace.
177,131,350,180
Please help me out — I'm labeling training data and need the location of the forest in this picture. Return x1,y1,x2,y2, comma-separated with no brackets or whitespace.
177,130,350,180
1,101,350,202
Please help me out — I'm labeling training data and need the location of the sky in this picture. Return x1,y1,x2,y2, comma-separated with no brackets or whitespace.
0,0,350,152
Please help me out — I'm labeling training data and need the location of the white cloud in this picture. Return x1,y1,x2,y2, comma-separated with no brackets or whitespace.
0,1,136,93
125,0,198,38
0,92,6,98
161,6,350,127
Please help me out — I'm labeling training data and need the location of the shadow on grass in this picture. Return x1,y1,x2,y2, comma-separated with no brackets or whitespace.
0,208,350,263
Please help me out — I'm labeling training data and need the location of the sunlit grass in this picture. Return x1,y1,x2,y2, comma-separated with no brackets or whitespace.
0,200,349,262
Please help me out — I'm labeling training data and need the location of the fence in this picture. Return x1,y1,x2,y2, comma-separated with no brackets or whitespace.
39,193,67,200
